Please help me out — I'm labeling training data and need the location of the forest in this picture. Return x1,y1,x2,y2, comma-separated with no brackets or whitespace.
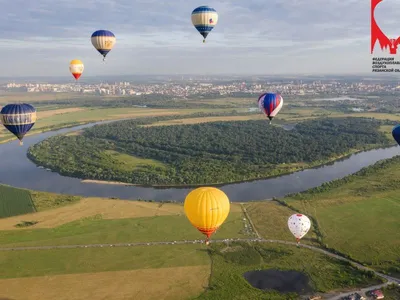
28,117,391,186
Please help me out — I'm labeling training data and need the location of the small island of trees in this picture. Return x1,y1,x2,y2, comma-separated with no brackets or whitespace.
27,117,391,186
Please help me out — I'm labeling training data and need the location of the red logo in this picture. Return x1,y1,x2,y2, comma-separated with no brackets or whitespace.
209,18,213,24
371,0,400,54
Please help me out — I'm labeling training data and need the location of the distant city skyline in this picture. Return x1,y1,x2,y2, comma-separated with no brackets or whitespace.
2,0,400,77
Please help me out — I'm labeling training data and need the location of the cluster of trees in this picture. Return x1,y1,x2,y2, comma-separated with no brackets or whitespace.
28,117,391,186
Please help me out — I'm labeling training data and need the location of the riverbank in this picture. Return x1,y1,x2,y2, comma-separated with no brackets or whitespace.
72,145,395,189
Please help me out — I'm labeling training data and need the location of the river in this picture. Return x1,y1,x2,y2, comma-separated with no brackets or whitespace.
0,120,398,202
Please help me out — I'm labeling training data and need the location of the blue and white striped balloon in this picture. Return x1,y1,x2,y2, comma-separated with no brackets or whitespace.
0,103,36,145
191,6,218,43
91,30,116,61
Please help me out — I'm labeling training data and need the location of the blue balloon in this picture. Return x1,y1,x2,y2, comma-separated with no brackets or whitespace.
191,6,218,42
392,124,400,145
91,30,116,60
0,103,36,145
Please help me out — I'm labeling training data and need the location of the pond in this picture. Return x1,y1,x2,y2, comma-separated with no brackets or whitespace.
243,269,313,295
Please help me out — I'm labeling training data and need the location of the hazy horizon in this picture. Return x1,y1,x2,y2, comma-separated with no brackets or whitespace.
2,0,400,77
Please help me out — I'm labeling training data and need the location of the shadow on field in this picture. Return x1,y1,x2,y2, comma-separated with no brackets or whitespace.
243,269,313,295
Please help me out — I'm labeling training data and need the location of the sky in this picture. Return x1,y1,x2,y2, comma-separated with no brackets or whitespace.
1,0,400,77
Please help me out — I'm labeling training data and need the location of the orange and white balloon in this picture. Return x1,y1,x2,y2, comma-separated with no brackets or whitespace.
69,59,84,80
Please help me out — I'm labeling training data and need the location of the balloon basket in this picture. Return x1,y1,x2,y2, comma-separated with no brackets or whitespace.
19,141,23,146
203,39,206,43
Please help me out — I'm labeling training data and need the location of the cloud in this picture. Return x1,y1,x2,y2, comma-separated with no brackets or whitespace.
0,0,399,76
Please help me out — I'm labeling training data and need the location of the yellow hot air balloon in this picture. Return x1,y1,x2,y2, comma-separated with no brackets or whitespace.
69,59,84,80
184,187,230,245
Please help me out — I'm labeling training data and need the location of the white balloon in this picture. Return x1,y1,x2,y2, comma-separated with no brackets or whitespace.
288,214,311,241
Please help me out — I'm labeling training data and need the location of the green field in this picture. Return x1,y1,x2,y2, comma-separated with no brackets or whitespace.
30,190,81,211
0,241,383,300
0,244,209,279
0,185,81,218
198,242,383,299
245,201,319,245
282,156,400,274
0,182,394,299
0,212,246,247
100,150,166,171
0,185,36,218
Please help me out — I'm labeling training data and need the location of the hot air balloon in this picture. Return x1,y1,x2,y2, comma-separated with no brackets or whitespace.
184,187,230,245
258,93,283,124
288,214,311,245
69,59,84,81
91,30,116,61
0,103,36,146
191,6,218,43
392,124,400,145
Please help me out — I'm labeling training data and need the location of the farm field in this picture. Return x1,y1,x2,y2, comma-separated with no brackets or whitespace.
0,199,245,247
0,241,383,300
0,265,210,300
144,114,266,126
283,156,400,274
0,213,246,247
0,92,82,103
0,180,393,299
245,201,319,246
0,196,242,230
0,185,36,218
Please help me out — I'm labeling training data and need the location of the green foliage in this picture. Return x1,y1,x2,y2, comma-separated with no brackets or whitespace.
382,284,400,300
28,117,390,185
0,185,36,218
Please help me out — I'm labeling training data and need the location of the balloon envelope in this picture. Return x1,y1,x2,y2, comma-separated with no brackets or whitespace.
288,214,311,241
184,187,230,239
392,124,400,145
91,30,116,58
191,6,218,42
258,93,283,121
69,59,84,80
0,103,36,142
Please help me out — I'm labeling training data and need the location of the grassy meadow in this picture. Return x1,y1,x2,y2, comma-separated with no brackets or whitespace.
280,156,400,275
0,193,386,300
198,242,383,300
0,185,36,218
